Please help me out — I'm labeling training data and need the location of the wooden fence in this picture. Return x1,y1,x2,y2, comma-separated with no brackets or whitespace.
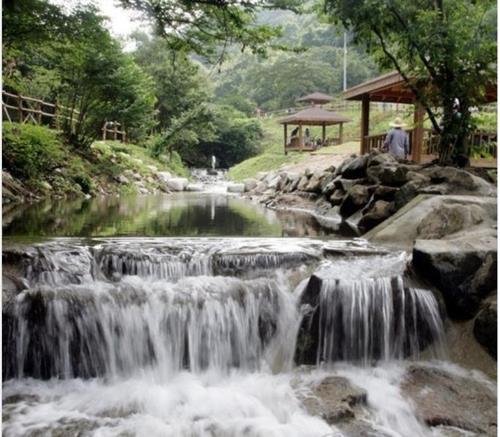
102,121,127,142
2,91,127,142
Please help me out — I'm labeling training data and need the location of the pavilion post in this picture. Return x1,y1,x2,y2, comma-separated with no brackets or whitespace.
339,123,344,145
361,95,370,154
299,123,303,151
283,123,288,155
412,103,425,163
322,123,326,145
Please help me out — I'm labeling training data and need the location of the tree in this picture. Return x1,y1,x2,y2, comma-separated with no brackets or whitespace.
323,0,497,165
119,0,302,62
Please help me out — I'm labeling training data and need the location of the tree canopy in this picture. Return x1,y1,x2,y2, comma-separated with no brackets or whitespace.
323,0,497,164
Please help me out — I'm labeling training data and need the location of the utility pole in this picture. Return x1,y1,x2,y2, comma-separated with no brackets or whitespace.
343,32,347,91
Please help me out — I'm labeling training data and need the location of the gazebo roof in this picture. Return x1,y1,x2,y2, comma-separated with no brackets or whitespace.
296,92,334,103
344,71,497,104
279,107,352,126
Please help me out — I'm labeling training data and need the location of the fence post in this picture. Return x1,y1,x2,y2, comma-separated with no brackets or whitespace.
37,101,42,124
113,123,118,141
102,121,107,141
17,95,23,123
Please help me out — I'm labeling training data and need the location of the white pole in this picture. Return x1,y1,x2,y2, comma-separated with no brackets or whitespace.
343,32,347,91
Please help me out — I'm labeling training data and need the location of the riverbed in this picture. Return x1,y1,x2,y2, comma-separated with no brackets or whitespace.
2,191,496,437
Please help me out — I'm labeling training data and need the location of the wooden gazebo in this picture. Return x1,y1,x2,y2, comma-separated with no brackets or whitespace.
280,107,352,154
343,71,497,163
296,92,334,106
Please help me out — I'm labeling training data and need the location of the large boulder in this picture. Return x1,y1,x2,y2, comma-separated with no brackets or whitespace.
373,185,398,202
296,175,311,191
421,166,496,197
339,185,372,218
358,200,395,233
304,172,323,193
474,297,497,359
393,180,426,210
367,164,408,186
412,230,497,319
341,155,368,179
243,178,258,192
165,177,189,191
366,194,497,250
185,183,204,192
401,365,497,436
300,376,367,424
367,151,398,167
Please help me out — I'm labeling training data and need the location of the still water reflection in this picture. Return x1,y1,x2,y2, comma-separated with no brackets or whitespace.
3,194,351,238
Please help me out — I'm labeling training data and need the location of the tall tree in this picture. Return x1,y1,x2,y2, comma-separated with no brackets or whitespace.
323,0,497,165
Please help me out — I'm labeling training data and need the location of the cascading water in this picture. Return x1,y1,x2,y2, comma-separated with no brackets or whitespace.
2,237,491,437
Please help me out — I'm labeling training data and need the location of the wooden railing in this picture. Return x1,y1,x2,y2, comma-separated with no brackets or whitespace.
101,121,127,142
364,128,497,158
2,91,127,142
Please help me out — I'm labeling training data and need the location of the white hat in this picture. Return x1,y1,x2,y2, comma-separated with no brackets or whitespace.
389,117,406,128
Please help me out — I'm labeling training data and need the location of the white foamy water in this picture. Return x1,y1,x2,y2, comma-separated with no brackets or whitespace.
3,238,493,437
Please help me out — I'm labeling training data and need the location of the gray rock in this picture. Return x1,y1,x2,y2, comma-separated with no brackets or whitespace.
329,189,346,206
185,183,204,192
254,181,268,194
373,185,398,201
412,230,497,319
116,175,129,185
358,200,395,233
341,154,368,179
367,164,408,186
402,364,497,435
301,376,367,425
304,173,322,193
367,152,398,167
333,176,365,192
227,183,245,193
320,173,336,195
284,175,301,193
243,178,258,192
156,171,172,184
40,181,52,191
421,166,496,196
165,177,189,191
339,185,372,218
394,180,426,210
474,297,497,358
266,175,281,190
297,175,311,191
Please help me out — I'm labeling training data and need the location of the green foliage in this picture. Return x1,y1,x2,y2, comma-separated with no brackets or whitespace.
323,0,497,163
2,122,64,179
193,106,264,168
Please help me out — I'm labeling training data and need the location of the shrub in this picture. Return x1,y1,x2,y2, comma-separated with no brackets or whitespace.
2,122,65,180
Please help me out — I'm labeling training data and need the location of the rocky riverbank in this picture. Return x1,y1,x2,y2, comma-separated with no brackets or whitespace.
239,150,498,366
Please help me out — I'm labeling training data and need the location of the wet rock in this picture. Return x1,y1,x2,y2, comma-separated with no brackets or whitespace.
320,173,336,194
334,155,356,176
401,365,497,435
243,178,258,192
116,175,129,185
301,376,367,424
413,232,497,319
227,183,245,193
358,200,395,233
339,185,372,218
367,164,408,187
474,297,497,358
165,177,189,191
341,155,368,179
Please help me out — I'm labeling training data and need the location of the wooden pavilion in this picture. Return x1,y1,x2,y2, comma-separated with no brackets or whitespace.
296,92,334,106
343,71,497,163
280,107,352,154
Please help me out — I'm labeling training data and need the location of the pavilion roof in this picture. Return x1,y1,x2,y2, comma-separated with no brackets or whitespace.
296,92,334,103
279,107,352,126
344,71,497,104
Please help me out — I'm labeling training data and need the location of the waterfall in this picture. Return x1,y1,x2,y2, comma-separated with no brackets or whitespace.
317,276,446,365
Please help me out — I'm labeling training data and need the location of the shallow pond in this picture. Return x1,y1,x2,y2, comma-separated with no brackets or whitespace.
2,193,353,239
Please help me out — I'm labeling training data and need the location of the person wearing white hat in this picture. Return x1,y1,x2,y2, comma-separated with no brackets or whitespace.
383,117,409,159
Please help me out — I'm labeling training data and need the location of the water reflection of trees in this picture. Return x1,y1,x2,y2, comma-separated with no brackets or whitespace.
3,195,329,238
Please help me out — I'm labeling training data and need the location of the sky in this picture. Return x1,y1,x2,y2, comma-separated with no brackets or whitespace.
50,0,148,47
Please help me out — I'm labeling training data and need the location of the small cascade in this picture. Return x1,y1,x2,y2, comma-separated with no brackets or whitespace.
317,276,446,365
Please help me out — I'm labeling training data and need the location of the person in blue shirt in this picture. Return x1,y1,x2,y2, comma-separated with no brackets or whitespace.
384,117,409,159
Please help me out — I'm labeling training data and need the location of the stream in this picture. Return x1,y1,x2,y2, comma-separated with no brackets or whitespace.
2,183,496,436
